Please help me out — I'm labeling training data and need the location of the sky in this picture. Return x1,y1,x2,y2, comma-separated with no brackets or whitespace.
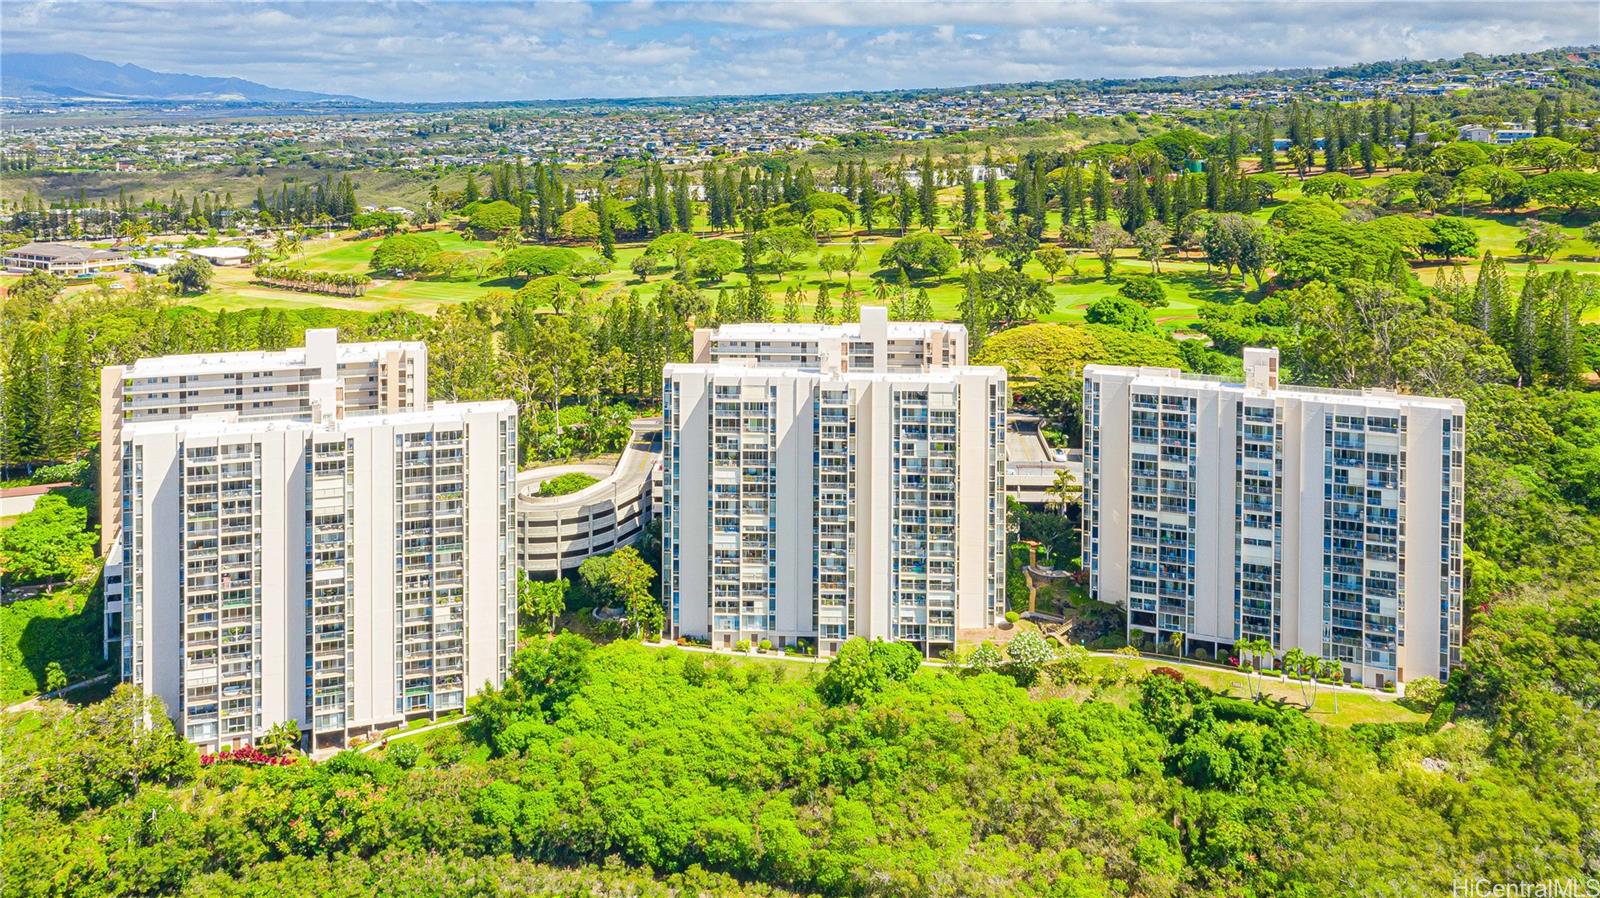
2,0,1597,103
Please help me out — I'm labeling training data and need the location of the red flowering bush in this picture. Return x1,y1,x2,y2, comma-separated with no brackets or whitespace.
1150,666,1186,682
199,745,299,767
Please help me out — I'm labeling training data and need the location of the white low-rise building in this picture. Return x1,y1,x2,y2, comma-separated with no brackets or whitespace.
188,245,251,265
3,241,129,275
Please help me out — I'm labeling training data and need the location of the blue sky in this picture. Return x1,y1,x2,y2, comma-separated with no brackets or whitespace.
3,1,1595,102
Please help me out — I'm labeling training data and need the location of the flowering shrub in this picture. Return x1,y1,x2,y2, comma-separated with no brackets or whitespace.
199,745,299,767
1150,667,1186,682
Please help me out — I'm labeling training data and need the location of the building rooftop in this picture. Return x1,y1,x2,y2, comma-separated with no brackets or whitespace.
709,319,966,342
5,241,129,262
1084,358,1464,413
122,400,514,439
665,359,1004,385
188,245,250,260
120,335,423,378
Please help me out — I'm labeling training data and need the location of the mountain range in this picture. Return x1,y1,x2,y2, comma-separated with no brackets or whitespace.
1,52,364,102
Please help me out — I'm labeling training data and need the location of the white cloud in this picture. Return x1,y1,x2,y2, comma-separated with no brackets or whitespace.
0,0,1593,101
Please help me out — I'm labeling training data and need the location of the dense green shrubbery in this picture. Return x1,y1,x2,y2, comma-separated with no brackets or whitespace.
5,638,1592,896
0,584,109,702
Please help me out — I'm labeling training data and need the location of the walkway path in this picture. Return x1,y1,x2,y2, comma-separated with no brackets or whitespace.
353,715,473,755
3,672,113,713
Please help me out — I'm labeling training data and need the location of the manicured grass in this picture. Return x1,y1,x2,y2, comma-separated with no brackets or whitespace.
160,224,1257,327
1072,655,1425,727
27,177,1596,327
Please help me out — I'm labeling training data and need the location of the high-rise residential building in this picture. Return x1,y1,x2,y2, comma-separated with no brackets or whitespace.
100,328,426,555
1081,348,1464,686
105,331,515,752
663,308,1007,657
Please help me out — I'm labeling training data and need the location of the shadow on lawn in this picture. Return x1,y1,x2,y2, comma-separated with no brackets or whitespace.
1161,270,1255,305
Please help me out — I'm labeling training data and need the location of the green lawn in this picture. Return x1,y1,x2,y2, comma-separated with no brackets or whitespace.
1068,655,1425,727
23,174,1598,326
170,222,1259,328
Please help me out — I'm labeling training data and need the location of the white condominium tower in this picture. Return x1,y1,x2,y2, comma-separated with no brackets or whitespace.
663,308,1007,657
1082,348,1464,686
105,330,516,752
100,328,426,555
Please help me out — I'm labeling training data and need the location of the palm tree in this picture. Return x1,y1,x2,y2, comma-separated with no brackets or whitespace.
1320,657,1344,716
116,217,150,248
1046,468,1081,517
258,719,302,756
273,232,300,261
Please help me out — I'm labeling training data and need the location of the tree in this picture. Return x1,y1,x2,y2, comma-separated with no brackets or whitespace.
258,720,302,756
1425,142,1489,176
916,149,938,230
272,231,301,260
1516,219,1568,262
1033,245,1069,282
685,240,742,283
755,225,816,273
556,205,600,241
501,246,581,280
857,167,878,233
519,572,568,636
817,638,921,706
881,232,958,279
0,493,95,590
1458,164,1529,211
1507,136,1577,173
1511,274,1541,385
1422,217,1479,262
1085,295,1157,334
1005,630,1053,686
1526,171,1600,214
813,283,833,324
895,172,915,235
1403,675,1445,712
991,217,1041,271
1117,274,1168,308
1089,164,1112,220
1584,222,1600,255
1045,468,1081,516
977,268,1054,330
817,251,846,286
817,639,885,706
351,210,405,234
166,256,212,295
469,200,521,235
1281,647,1323,709
1088,221,1125,280
1131,221,1172,273
370,233,442,277
577,546,659,639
